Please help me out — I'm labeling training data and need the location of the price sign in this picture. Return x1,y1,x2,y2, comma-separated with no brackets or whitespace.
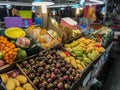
19,10,32,19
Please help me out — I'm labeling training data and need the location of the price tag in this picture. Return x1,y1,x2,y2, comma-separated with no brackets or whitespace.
19,10,32,19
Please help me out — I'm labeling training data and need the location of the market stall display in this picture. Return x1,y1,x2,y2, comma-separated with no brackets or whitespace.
64,37,105,65
91,27,114,47
27,25,62,49
18,50,81,90
0,64,35,90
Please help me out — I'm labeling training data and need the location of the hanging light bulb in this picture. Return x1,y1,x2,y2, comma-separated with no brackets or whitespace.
60,7,65,11
32,6,36,13
52,9,56,16
101,6,106,15
6,3,12,9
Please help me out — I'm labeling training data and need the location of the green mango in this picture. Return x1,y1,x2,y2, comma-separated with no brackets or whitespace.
87,53,95,60
83,57,91,64
65,47,72,52
76,57,83,61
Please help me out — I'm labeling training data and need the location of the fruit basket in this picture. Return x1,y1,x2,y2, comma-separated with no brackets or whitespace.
0,63,35,90
17,49,82,90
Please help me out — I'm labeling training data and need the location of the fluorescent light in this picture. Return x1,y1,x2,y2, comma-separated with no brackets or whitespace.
32,0,54,6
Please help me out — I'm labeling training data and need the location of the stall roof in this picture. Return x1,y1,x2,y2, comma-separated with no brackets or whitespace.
0,0,104,7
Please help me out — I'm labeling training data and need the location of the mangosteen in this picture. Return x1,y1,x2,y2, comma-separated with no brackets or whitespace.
54,88,59,90
35,57,39,61
36,63,40,68
29,73,35,80
72,71,76,76
66,71,70,75
22,68,27,72
56,62,61,68
39,88,45,90
51,63,55,67
45,70,50,74
39,61,45,67
47,54,52,59
64,83,70,90
46,73,50,79
22,61,28,66
47,83,53,89
25,69,31,75
45,65,50,70
38,67,44,73
33,79,40,85
61,67,67,74
48,59,53,64
57,74,61,78
39,52,44,56
63,75,69,81
47,78,52,83
57,82,63,89
68,68,74,73
36,72,40,76
51,73,56,80
36,60,39,64
29,59,34,63
32,65,37,69
34,76,40,80
54,69,60,74
69,75,74,81
61,62,66,66
41,81,47,88
66,65,70,69
53,80,58,86
76,73,81,78
59,77,64,82
26,64,31,68
50,67,55,72
40,76,45,82
57,59,63,63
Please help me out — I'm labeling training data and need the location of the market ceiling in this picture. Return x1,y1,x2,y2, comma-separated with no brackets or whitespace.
0,0,105,7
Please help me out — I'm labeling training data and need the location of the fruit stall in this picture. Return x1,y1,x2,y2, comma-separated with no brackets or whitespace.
0,20,114,90
0,0,115,88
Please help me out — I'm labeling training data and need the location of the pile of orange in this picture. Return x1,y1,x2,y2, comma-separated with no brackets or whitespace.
0,36,17,64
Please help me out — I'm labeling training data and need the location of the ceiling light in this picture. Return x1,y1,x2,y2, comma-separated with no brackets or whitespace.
6,3,12,9
32,0,54,6
101,6,106,15
52,9,56,15
31,6,36,12
60,7,65,10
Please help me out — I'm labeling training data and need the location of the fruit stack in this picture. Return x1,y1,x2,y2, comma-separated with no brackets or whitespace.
0,36,17,65
27,26,62,49
57,50,86,72
0,70,34,90
19,50,81,90
64,37,105,65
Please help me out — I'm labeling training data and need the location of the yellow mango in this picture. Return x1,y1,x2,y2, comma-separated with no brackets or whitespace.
77,64,84,71
71,60,77,69
64,57,71,63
